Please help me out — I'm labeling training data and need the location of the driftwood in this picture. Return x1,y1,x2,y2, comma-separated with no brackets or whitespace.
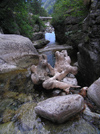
31,50,80,93
31,54,50,84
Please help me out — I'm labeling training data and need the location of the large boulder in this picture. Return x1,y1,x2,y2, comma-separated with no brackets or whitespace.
87,78,100,108
0,34,39,73
35,94,84,123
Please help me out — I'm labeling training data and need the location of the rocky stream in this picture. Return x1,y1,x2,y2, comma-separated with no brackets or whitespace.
0,0,100,131
0,24,100,133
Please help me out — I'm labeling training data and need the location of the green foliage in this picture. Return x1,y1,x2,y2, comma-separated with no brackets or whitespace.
32,15,44,26
14,1,34,38
0,8,18,34
52,0,88,24
0,0,47,39
51,0,89,45
42,0,56,14
29,0,48,16
51,14,65,27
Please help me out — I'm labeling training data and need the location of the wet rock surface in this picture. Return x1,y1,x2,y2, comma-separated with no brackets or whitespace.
0,69,100,133
0,122,19,134
83,104,100,129
35,94,84,123
3,109,15,123
0,69,34,93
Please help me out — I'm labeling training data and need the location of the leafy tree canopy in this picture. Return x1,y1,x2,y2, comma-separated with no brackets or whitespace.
0,0,47,39
42,0,56,14
52,0,88,24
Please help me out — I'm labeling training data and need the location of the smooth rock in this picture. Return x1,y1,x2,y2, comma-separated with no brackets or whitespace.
87,78,100,108
35,94,84,123
52,89,61,96
0,34,39,73
62,74,78,86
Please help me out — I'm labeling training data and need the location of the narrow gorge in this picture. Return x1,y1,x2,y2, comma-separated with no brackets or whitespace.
0,0,100,134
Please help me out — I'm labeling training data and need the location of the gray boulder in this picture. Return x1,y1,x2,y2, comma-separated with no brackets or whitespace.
0,34,39,73
33,38,49,49
35,94,84,123
87,78,100,108
32,32,44,41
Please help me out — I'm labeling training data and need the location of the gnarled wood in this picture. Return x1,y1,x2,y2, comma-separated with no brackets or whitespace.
31,50,80,93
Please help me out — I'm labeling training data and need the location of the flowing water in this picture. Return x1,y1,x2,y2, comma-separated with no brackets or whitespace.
43,31,56,67
45,32,56,45
0,30,100,133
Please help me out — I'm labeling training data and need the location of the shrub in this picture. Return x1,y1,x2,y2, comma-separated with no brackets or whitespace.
0,0,47,39
52,0,88,25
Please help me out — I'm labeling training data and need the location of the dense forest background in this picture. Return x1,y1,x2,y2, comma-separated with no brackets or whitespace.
0,0,48,39
52,0,88,24
42,0,56,14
